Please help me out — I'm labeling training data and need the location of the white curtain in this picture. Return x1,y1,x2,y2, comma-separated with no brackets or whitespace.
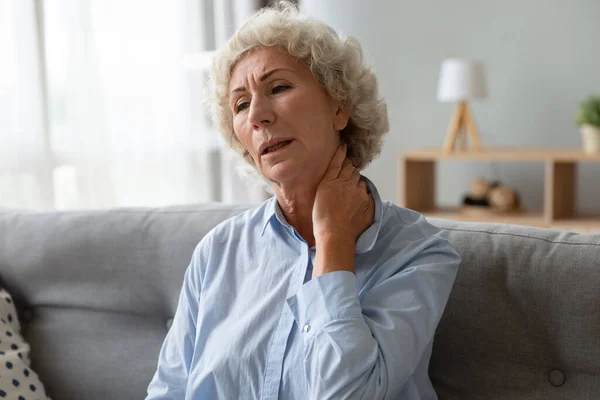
0,0,53,209
0,0,267,211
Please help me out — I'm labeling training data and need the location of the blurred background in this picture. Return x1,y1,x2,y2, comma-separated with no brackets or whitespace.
1,0,599,214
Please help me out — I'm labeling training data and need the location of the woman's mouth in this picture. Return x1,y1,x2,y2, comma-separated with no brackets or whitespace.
262,140,293,156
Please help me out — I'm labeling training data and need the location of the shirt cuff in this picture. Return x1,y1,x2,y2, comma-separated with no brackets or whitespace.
286,270,362,338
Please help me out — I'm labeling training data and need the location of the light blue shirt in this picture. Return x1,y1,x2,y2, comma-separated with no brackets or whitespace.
146,178,461,400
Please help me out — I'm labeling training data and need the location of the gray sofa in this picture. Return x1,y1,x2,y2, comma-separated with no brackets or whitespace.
0,204,598,399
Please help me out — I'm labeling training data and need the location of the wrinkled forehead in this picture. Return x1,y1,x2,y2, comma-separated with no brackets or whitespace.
228,46,307,91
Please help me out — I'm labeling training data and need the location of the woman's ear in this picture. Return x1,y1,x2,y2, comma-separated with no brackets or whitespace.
333,105,350,131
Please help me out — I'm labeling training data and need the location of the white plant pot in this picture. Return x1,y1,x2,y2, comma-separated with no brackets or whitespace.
581,125,600,154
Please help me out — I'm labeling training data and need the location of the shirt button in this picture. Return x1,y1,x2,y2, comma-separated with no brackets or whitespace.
303,324,311,333
548,369,566,387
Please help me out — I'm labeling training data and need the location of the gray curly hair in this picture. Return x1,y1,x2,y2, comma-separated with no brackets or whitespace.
207,1,389,171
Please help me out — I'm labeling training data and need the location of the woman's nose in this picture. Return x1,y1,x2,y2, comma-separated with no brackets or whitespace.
248,97,275,130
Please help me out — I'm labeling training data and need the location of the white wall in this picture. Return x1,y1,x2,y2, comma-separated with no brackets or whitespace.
302,0,600,212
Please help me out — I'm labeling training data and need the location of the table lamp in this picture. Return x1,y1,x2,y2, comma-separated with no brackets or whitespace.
437,58,487,153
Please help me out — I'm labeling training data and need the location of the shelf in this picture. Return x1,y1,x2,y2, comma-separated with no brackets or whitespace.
402,148,600,162
551,215,600,233
422,209,600,232
399,147,600,232
422,208,546,226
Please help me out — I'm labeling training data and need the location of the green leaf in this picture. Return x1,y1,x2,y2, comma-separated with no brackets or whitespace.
576,95,600,128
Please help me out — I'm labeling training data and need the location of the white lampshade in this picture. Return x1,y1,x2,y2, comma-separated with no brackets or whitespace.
437,59,487,102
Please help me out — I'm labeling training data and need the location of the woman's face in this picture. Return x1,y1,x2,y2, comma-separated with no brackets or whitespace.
229,46,349,188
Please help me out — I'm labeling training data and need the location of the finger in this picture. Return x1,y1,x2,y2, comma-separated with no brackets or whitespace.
350,168,361,186
366,194,375,220
326,144,347,178
358,180,368,193
338,158,355,179
359,191,375,224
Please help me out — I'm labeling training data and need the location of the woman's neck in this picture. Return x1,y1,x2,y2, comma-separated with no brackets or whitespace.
274,183,318,247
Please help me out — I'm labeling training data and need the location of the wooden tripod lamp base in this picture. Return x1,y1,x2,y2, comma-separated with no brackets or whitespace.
443,100,483,153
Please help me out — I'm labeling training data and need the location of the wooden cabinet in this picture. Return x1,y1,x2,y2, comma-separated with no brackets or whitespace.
399,148,600,233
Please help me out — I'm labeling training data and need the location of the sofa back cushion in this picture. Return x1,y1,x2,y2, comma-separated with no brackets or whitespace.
428,218,600,399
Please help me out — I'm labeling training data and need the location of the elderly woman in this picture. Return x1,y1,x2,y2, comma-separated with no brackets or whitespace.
146,2,460,400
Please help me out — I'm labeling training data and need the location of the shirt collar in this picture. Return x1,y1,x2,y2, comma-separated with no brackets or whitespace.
260,175,384,254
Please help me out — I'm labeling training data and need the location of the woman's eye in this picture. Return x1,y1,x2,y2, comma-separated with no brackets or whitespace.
272,85,290,94
236,102,249,113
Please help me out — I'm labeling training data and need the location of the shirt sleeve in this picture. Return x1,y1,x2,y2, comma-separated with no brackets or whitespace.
285,231,461,400
145,243,204,400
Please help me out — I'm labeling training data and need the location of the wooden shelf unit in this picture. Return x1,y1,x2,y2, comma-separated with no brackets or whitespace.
399,148,600,232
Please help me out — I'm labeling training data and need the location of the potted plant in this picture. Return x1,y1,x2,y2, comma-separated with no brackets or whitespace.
575,95,600,153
